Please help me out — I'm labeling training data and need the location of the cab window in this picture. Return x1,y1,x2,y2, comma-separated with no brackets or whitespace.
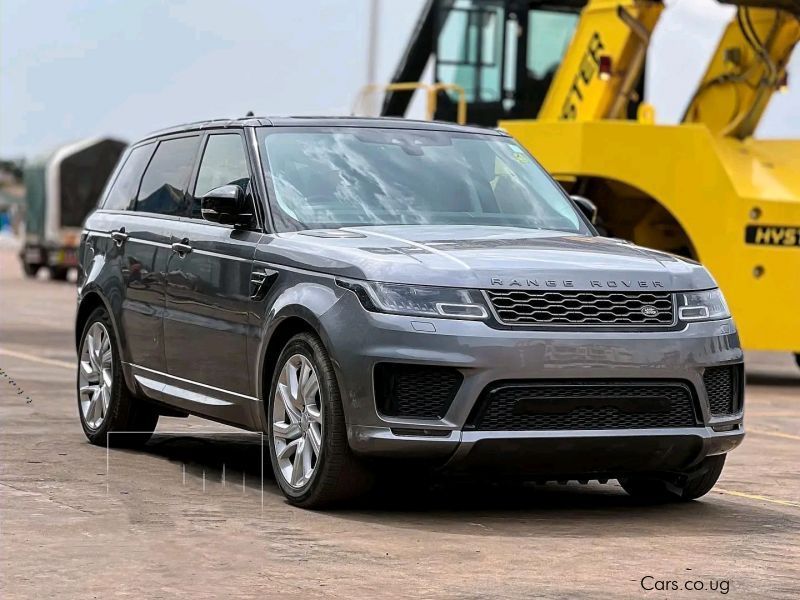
437,0,504,103
523,9,579,111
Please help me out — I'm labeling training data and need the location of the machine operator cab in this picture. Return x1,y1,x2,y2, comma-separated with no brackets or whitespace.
383,0,645,126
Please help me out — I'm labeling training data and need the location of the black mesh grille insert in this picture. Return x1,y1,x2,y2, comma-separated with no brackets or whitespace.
703,365,741,416
374,364,462,420
468,381,700,431
485,290,674,326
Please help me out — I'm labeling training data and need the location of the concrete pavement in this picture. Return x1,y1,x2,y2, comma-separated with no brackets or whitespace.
1,246,799,599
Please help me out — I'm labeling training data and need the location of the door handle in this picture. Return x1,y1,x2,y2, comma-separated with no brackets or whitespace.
110,228,128,247
171,240,192,256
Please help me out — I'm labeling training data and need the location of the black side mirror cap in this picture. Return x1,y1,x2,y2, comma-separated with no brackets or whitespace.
570,195,598,225
200,185,253,227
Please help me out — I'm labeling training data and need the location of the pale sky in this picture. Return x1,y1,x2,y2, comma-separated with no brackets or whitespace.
1,0,798,158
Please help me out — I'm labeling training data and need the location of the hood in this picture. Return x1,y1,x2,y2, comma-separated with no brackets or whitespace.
259,225,716,291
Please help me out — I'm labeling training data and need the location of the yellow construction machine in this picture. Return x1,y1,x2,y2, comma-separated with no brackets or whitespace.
378,0,800,364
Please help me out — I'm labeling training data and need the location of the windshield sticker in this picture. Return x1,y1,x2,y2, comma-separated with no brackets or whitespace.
510,147,530,164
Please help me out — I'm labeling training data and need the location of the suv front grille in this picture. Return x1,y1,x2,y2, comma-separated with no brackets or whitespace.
485,290,674,327
374,363,462,420
703,365,742,416
468,381,699,431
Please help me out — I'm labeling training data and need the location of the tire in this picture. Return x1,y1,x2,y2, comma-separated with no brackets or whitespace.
21,262,41,278
77,307,158,447
50,267,70,281
619,454,726,503
266,332,372,508
794,353,800,370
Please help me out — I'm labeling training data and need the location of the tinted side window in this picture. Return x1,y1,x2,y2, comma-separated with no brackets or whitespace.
192,134,251,218
103,143,154,211
136,136,200,216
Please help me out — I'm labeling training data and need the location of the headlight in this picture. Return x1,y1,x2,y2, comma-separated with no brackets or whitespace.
337,280,488,320
677,289,730,321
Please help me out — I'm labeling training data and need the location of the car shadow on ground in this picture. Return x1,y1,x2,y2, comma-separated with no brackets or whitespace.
133,431,799,539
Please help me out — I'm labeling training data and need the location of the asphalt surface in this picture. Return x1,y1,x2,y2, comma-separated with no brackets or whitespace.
1,244,799,599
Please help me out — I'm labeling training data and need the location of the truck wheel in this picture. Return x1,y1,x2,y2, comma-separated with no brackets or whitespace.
22,262,41,278
50,267,70,281
795,353,800,370
267,332,373,508
619,454,726,502
77,307,159,447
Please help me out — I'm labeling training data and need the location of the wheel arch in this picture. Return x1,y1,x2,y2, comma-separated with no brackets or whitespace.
75,290,113,351
255,278,343,396
75,289,137,393
259,314,320,397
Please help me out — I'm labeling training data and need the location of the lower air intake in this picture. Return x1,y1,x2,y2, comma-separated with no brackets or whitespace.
374,363,462,420
468,380,700,431
703,365,743,417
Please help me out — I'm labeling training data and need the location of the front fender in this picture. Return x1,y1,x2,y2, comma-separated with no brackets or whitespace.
251,276,344,423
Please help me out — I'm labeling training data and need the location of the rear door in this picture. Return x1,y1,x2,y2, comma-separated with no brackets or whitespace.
163,131,261,425
95,140,168,375
120,134,202,391
90,142,156,370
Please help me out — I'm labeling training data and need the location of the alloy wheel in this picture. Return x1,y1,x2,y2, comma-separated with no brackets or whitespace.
272,354,323,488
79,322,113,430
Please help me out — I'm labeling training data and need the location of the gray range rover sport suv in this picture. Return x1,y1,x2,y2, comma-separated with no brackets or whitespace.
76,117,744,507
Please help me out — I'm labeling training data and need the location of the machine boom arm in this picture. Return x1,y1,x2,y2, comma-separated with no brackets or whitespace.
684,3,800,138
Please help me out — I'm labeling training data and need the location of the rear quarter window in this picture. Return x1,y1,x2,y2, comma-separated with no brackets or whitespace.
102,143,154,211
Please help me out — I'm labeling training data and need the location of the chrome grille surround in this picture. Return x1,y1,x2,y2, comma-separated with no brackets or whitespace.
484,289,675,327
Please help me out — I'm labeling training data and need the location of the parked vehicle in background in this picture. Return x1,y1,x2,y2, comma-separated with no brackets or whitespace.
21,137,126,280
76,117,744,508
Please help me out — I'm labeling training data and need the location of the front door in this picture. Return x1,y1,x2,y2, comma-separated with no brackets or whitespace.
163,132,260,425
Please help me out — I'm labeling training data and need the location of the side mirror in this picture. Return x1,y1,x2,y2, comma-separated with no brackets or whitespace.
570,195,598,225
200,185,253,226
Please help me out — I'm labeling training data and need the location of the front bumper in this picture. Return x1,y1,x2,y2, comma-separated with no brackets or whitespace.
348,426,743,476
322,292,744,474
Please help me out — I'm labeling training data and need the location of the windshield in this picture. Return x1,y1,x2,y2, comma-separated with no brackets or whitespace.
258,127,588,234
